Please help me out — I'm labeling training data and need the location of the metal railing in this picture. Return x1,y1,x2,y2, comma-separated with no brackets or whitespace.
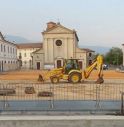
0,83,124,101
0,83,124,112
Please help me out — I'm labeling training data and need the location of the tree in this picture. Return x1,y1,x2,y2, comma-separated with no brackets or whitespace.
104,47,123,66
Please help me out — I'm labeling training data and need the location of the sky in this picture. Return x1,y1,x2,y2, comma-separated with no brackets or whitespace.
0,0,124,47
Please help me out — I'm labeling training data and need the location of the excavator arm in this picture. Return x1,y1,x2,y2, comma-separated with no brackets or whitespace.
83,55,104,84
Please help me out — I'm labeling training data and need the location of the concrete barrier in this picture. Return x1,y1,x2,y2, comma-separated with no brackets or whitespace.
0,115,124,127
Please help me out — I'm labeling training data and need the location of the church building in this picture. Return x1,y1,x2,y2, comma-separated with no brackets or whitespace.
32,22,94,70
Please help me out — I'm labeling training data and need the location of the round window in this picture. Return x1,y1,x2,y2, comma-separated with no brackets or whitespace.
56,40,62,46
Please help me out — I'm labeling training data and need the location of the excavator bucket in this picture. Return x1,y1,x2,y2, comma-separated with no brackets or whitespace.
38,74,44,82
96,77,104,84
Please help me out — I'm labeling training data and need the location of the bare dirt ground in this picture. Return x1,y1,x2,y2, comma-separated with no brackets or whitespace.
0,70,124,100
0,70,124,80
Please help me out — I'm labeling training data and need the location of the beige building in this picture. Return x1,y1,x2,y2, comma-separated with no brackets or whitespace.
0,32,18,72
32,22,94,70
17,43,42,69
122,44,124,66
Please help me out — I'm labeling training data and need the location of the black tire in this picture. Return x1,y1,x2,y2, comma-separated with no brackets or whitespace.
50,76,59,84
69,72,82,83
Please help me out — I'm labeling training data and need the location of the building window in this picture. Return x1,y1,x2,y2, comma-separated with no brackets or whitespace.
4,45,6,52
10,47,12,53
8,46,9,53
13,48,14,54
56,40,62,46
1,44,2,52
89,53,92,57
16,49,17,54
24,53,26,57
4,61,6,64
89,60,92,65
19,53,22,59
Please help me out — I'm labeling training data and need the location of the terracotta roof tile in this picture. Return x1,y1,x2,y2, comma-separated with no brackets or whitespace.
17,43,43,49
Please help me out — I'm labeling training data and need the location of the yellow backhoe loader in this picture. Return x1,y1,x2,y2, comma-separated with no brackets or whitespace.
38,55,104,84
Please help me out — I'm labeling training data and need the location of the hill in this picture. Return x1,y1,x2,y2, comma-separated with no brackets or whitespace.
5,35,30,43
4,35,111,54
80,45,110,54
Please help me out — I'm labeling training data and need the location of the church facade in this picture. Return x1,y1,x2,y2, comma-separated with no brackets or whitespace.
32,22,94,70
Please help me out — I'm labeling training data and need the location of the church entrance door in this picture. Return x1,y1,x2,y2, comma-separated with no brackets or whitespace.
37,62,40,70
57,60,62,68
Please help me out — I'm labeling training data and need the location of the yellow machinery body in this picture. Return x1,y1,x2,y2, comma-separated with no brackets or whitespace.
38,55,104,84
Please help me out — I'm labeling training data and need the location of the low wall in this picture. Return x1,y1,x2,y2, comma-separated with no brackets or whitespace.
0,115,124,127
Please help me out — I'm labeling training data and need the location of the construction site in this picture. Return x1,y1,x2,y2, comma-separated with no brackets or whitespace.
0,55,123,114
0,67,124,114
0,54,124,127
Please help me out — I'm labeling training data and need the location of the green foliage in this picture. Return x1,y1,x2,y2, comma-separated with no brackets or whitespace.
104,47,123,65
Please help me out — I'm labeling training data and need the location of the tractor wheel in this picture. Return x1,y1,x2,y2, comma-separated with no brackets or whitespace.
69,72,82,83
50,76,59,84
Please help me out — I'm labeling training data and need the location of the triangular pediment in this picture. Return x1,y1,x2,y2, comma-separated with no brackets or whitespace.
44,25,73,34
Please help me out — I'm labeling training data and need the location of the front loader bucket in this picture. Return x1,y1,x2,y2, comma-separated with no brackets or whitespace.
38,74,44,82
96,77,104,84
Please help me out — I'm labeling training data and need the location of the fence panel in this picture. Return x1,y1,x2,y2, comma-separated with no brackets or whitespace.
0,83,124,112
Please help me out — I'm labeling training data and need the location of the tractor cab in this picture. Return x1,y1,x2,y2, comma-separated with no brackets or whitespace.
64,59,80,74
